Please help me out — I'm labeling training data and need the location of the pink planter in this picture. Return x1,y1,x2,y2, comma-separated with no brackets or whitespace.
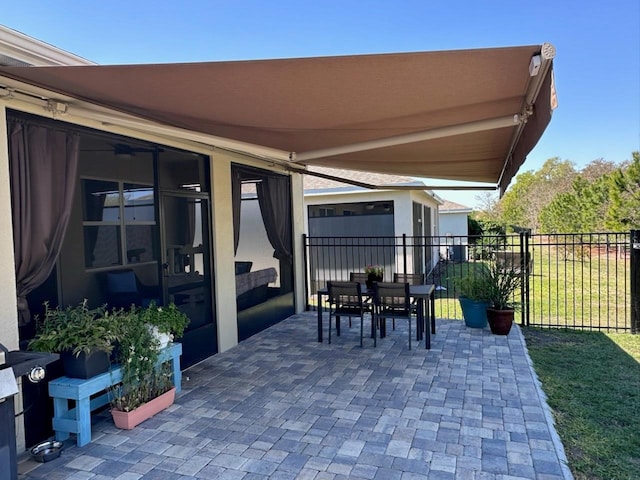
111,387,176,430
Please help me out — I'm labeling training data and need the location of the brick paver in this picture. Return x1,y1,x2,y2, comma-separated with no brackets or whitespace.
20,313,573,479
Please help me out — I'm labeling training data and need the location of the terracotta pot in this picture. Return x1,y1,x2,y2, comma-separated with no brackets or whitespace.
486,308,514,335
111,387,176,430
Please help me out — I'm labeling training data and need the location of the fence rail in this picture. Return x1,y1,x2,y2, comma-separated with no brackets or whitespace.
303,231,637,332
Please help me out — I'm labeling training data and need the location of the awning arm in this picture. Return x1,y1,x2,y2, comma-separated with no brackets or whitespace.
291,114,522,163
497,42,556,193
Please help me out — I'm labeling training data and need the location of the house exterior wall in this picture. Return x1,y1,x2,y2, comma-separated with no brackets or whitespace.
439,211,469,237
0,104,18,351
0,99,306,452
304,188,441,274
305,189,427,236
0,26,312,454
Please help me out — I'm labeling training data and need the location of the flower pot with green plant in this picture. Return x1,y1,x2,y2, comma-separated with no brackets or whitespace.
109,307,177,429
365,264,384,289
483,260,523,335
138,301,189,349
453,268,492,328
29,300,120,379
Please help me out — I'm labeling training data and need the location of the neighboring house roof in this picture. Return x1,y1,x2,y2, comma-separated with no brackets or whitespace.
304,166,424,194
439,199,473,213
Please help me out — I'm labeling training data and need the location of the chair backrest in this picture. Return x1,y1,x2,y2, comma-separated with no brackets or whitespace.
106,270,139,294
373,281,410,315
349,272,369,284
327,281,363,308
393,273,425,285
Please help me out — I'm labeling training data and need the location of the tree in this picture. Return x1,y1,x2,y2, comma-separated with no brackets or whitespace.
499,158,577,231
539,167,613,233
606,151,640,230
473,191,500,222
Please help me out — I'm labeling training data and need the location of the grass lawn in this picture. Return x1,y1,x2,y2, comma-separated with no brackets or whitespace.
523,328,640,480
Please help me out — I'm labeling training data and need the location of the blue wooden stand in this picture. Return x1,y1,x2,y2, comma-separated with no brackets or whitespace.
48,343,182,447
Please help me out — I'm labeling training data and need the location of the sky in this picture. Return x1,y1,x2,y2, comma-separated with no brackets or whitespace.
3,0,639,208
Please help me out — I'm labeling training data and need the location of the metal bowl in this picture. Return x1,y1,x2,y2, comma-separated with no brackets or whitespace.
30,440,63,463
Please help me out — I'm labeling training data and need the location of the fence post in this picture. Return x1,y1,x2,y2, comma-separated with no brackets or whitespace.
402,233,408,275
303,233,310,311
631,230,640,333
516,230,531,327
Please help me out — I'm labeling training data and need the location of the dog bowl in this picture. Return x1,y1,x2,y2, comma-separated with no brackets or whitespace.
30,440,63,463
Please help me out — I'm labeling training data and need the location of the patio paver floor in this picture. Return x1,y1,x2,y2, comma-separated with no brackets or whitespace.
19,312,573,479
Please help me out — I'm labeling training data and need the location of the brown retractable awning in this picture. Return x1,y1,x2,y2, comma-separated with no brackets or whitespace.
0,44,556,193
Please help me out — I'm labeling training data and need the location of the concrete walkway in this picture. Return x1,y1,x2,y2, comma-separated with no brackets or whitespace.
20,312,573,479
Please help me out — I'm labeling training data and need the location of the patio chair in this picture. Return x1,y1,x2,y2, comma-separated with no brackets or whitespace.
372,281,415,350
327,281,373,347
104,269,160,309
349,272,369,284
392,273,425,332
393,273,425,285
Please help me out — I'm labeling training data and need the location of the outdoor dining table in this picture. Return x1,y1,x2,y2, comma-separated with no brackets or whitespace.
316,283,436,349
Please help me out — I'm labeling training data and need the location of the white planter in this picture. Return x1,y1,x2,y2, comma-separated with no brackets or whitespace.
148,325,172,349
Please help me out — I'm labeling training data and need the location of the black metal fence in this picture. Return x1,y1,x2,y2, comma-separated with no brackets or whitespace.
303,231,638,332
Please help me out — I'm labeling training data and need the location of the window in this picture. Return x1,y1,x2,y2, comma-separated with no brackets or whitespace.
308,201,394,218
82,179,157,269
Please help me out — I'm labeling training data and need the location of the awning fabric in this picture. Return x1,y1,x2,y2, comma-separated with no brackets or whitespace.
0,44,556,193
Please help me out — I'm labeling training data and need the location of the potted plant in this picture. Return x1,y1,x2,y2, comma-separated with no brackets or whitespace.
365,264,384,289
29,300,119,379
453,267,492,328
138,301,189,349
109,305,181,429
483,261,523,335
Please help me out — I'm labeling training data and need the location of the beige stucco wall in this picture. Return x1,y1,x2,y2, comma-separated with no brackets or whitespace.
0,104,18,351
290,172,306,313
209,150,238,352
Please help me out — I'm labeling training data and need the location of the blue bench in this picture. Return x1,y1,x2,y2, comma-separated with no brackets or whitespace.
48,343,182,447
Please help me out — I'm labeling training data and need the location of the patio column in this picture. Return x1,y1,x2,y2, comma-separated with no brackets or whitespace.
0,104,19,351
210,150,239,352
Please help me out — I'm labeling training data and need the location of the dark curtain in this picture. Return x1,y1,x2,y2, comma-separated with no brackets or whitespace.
231,167,242,254
256,175,292,262
9,118,80,325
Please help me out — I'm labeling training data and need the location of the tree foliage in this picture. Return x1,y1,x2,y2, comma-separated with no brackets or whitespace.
498,158,577,231
606,151,640,230
494,154,637,234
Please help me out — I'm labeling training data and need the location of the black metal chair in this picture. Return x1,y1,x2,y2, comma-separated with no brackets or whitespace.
372,281,415,350
349,272,369,284
349,272,376,329
393,273,425,285
393,273,426,339
327,281,374,347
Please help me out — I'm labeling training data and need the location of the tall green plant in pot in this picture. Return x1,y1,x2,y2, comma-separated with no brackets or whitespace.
453,268,492,328
29,300,120,378
483,260,523,335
